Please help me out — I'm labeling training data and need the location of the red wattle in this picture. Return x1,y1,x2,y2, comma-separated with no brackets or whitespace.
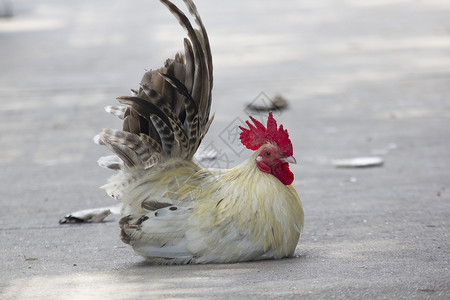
272,163,294,185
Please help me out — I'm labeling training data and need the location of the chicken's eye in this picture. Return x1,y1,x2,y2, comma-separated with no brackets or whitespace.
265,151,271,157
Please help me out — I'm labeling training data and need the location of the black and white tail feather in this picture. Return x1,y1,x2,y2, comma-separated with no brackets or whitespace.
96,0,213,171
95,0,213,263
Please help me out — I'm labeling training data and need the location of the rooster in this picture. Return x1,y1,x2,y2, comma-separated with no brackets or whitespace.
95,0,303,264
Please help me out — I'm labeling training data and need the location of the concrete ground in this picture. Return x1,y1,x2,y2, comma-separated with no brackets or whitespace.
1,0,449,299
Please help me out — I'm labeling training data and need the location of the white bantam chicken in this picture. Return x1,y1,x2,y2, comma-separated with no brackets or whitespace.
95,0,304,264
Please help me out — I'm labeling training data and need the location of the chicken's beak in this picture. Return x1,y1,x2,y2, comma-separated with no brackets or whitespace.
281,156,297,164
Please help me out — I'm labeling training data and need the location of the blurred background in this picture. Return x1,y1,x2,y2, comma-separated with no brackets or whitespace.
1,0,449,165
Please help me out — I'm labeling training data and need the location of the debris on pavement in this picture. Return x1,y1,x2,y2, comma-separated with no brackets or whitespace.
194,144,219,162
246,95,289,112
333,156,384,168
59,207,113,224
23,255,38,261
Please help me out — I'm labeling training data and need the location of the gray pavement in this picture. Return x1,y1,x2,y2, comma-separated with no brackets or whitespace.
1,0,449,299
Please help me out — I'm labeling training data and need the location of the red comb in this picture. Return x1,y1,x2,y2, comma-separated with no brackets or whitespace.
239,112,293,156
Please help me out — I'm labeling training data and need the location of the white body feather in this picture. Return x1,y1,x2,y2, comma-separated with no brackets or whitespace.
107,151,303,264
